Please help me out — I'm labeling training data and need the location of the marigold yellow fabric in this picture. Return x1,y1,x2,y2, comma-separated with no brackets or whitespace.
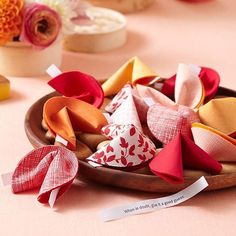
102,57,158,96
198,97,236,135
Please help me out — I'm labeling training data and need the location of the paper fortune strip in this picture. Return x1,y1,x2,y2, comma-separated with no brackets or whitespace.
101,176,208,222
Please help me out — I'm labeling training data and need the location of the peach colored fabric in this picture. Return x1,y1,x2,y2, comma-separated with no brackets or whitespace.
136,84,177,108
191,124,236,162
1,1,236,235
175,64,205,109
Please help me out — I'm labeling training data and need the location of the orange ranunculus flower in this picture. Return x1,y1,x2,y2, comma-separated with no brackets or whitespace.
0,0,24,45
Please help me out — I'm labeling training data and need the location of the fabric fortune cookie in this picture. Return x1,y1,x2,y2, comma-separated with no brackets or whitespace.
87,124,156,168
192,123,236,162
48,71,104,108
43,96,108,150
149,133,222,184
105,84,148,131
102,57,158,96
198,97,236,135
161,66,220,103
147,104,200,145
174,64,205,109
12,146,79,206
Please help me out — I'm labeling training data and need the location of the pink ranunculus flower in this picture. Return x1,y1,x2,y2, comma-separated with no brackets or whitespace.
20,3,62,48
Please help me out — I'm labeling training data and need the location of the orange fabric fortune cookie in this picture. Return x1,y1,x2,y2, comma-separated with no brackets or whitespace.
43,96,108,150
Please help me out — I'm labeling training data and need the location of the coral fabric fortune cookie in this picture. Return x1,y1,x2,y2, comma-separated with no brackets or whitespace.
48,70,104,108
161,66,220,103
147,104,200,145
102,57,159,96
149,133,222,184
12,146,79,206
43,96,108,150
87,124,156,168
198,97,236,135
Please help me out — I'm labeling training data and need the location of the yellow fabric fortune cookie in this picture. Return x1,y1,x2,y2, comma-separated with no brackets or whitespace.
198,97,236,135
102,57,159,96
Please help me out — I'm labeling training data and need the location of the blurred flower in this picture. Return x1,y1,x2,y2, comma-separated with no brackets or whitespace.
20,3,62,48
0,0,24,45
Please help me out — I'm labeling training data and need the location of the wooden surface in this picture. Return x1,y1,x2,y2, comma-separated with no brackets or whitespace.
88,0,155,13
25,87,236,193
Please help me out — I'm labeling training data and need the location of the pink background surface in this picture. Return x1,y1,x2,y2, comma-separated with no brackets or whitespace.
1,0,236,235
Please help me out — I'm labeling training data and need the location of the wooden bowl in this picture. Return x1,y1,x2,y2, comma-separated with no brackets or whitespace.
25,87,236,193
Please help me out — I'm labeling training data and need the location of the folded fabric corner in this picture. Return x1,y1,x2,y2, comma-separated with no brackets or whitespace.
48,71,104,108
43,96,108,150
12,146,79,206
149,133,184,184
175,64,205,109
192,123,236,162
102,57,158,96
149,133,221,184
198,97,236,135
161,66,220,104
147,104,199,145
87,124,156,168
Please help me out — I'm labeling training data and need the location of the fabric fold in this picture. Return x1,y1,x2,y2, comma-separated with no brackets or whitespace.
105,84,144,131
198,97,236,135
48,71,104,108
147,104,199,145
192,123,236,162
12,146,79,205
149,133,222,184
87,124,156,168
161,66,220,103
175,64,205,109
43,96,108,150
102,57,158,96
